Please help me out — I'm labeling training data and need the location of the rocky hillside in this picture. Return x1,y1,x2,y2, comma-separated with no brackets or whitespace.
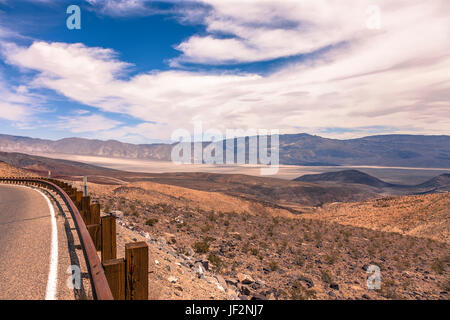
71,179,449,300
303,193,450,243
1,133,449,168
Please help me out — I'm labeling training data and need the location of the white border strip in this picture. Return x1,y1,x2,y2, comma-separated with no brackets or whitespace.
35,189,59,300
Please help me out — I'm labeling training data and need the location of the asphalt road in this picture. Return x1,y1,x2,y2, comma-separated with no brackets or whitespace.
0,184,56,299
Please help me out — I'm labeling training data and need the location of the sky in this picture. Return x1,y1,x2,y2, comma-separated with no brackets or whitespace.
0,0,449,144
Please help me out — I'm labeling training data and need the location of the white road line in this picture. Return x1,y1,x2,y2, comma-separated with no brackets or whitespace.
35,189,59,300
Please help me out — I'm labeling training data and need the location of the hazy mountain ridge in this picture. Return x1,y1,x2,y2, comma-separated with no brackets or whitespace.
0,133,449,168
294,169,450,194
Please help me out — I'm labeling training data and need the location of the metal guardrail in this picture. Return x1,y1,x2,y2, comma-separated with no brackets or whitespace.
0,176,114,300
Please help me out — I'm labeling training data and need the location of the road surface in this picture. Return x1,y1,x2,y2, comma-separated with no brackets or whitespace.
0,184,57,299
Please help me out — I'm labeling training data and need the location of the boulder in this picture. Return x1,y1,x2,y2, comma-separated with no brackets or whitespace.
330,283,339,290
237,273,254,285
298,276,314,288
251,294,266,300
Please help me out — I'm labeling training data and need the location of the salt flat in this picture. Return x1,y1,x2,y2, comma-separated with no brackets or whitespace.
33,153,449,185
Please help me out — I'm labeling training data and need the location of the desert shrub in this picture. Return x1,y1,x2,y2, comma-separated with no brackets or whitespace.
201,223,212,233
290,281,316,300
269,261,279,271
208,252,223,272
241,241,251,254
377,279,398,299
176,222,185,229
324,252,338,265
294,254,305,267
441,279,450,292
320,270,333,284
431,258,445,274
193,241,210,254
396,259,411,271
145,218,158,226
208,212,216,222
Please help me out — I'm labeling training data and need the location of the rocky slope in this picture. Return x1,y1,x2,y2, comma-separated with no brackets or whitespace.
72,179,449,300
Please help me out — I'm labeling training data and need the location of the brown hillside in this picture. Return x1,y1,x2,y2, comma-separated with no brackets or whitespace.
303,193,450,243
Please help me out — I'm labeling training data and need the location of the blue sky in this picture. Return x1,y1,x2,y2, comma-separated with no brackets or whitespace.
0,0,448,143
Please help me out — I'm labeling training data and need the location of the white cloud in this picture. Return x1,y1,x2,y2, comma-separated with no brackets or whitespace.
1,0,450,141
85,0,157,17
0,76,38,121
56,114,122,133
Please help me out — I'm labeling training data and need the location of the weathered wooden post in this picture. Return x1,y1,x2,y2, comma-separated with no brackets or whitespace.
87,224,102,251
103,258,125,300
75,191,83,210
101,215,117,261
87,202,102,250
89,203,100,225
125,242,148,300
81,196,91,224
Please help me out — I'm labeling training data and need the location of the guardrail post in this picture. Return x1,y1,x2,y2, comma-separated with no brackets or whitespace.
103,258,125,300
90,203,100,225
125,242,148,300
101,215,117,261
75,191,83,210
87,224,102,251
81,196,91,224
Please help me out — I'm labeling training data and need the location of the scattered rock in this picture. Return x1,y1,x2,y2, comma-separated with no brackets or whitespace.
251,294,266,300
195,263,204,278
226,278,238,287
239,285,251,296
330,283,339,290
168,276,178,284
237,273,254,285
215,275,228,292
298,276,314,288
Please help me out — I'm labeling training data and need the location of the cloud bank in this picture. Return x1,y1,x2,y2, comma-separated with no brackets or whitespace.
1,0,449,141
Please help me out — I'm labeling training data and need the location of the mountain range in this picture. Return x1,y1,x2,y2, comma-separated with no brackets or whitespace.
0,133,449,168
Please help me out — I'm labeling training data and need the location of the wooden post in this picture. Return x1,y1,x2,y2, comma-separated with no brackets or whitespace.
125,242,148,300
81,196,91,224
101,216,117,261
75,191,83,210
90,203,100,225
103,259,125,300
87,224,101,251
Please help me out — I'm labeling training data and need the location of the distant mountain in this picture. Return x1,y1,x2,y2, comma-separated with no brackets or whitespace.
0,133,449,168
294,170,450,193
294,169,394,188
415,173,450,193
